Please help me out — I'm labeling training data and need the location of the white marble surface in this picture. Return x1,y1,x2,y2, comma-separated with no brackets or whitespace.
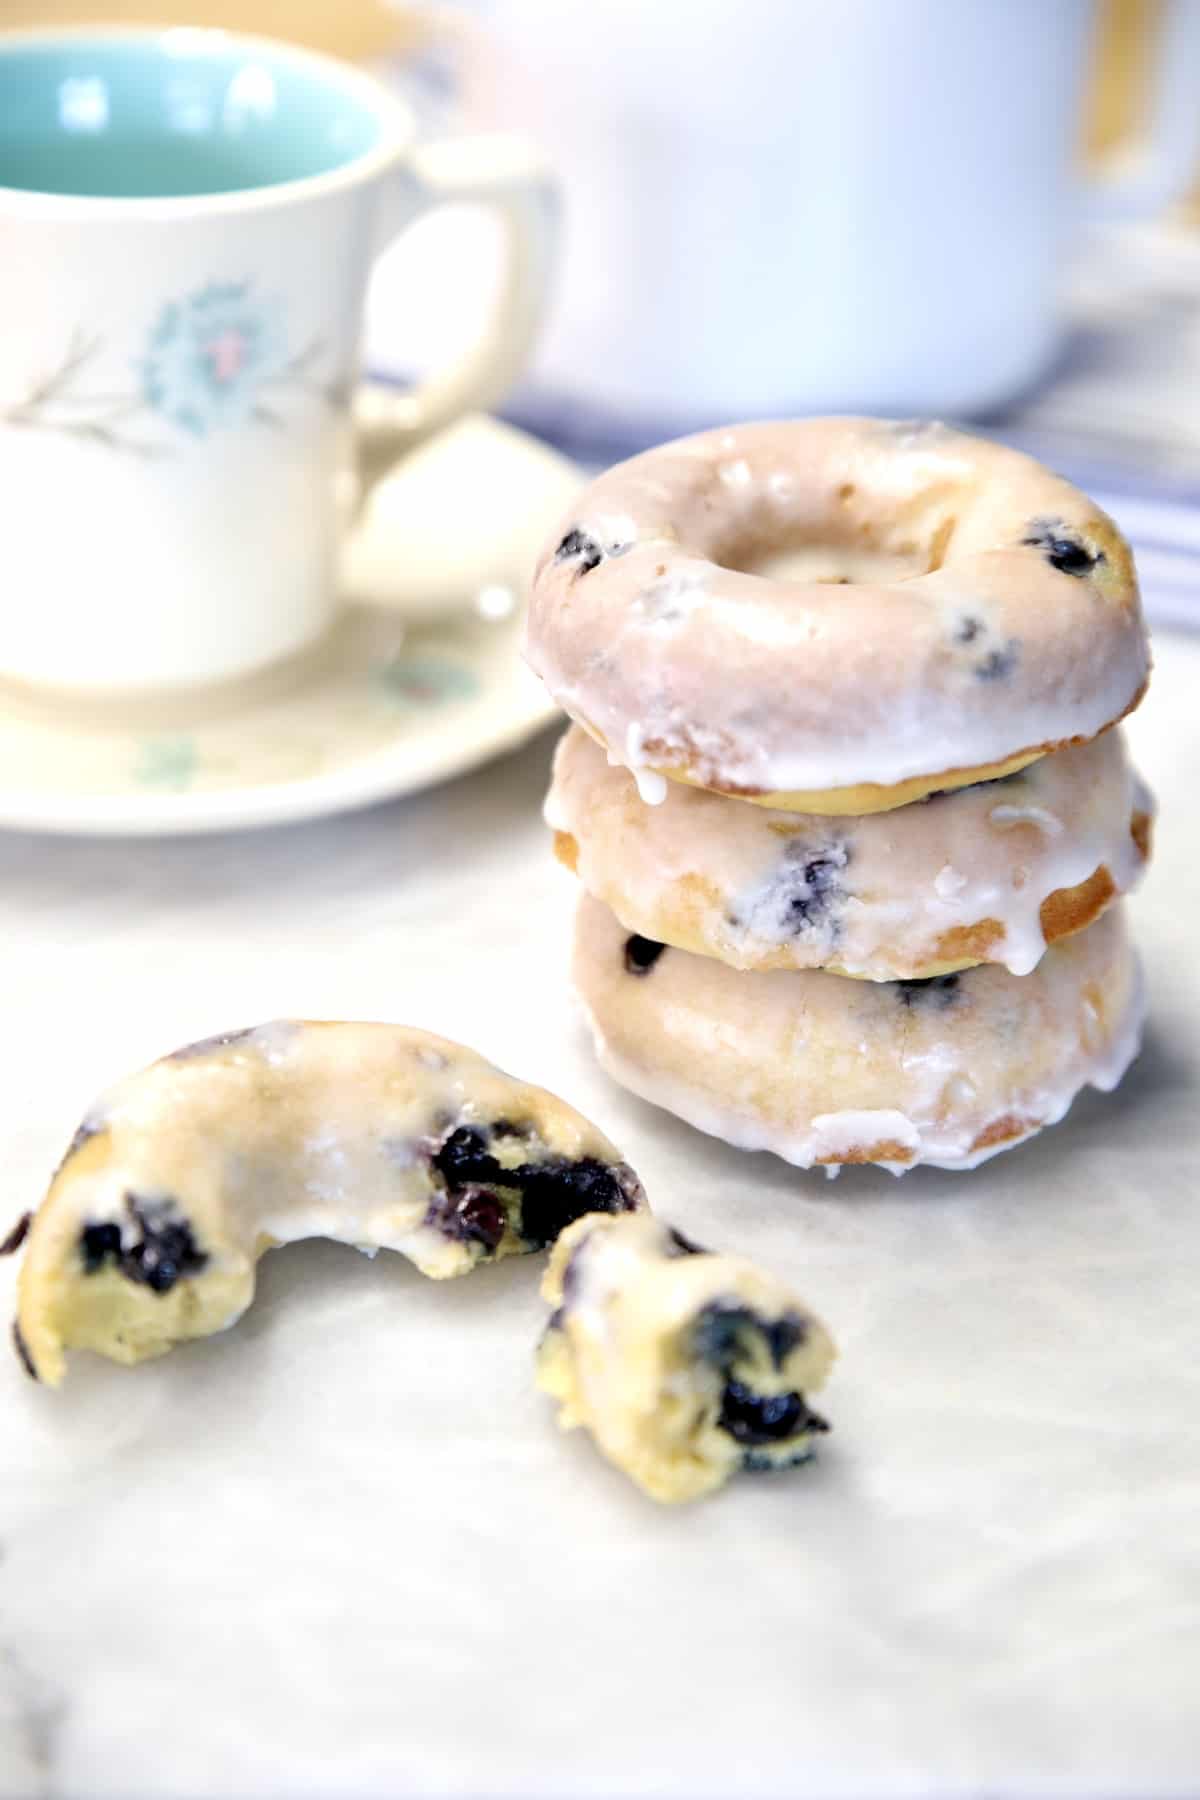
0,636,1197,1800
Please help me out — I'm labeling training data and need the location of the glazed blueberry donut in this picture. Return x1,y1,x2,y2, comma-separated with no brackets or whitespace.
537,1212,835,1504
548,724,1153,979
526,419,1150,814
8,1021,644,1386
572,895,1143,1173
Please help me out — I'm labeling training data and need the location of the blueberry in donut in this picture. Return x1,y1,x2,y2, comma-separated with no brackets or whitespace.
79,1195,208,1293
554,527,605,575
1022,518,1104,578
536,1213,836,1503
974,642,1019,682
759,840,848,937
718,1379,829,1452
428,1123,640,1252
894,973,961,1010
553,525,633,580
693,1300,810,1373
623,934,666,976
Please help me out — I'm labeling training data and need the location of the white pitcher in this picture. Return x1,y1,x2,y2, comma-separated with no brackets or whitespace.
478,0,1200,429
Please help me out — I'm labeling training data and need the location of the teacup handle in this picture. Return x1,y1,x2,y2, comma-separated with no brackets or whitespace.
354,133,558,496
1079,0,1200,223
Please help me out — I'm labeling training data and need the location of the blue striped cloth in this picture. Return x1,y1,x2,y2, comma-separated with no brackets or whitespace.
368,367,1200,633
1092,488,1200,630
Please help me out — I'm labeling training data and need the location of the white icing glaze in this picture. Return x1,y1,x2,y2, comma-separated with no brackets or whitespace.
572,894,1143,1174
934,865,967,899
549,725,1152,978
633,767,668,806
16,1021,644,1385
526,418,1150,797
621,722,669,806
989,802,1064,836
808,1110,920,1165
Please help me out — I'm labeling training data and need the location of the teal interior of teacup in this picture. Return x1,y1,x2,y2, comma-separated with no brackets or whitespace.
0,32,384,198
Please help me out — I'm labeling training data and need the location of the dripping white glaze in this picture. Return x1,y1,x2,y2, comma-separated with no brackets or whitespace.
989,802,1065,836
623,721,668,806
549,724,1151,979
934,865,967,899
526,419,1150,796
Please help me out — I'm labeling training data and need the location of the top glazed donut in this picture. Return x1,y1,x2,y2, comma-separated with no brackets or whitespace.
525,418,1150,814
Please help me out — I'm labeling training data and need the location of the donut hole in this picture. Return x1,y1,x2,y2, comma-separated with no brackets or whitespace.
747,540,924,586
714,494,960,588
721,527,931,589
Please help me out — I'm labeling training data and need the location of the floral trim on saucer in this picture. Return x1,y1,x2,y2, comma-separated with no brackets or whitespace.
0,284,346,457
375,655,480,710
128,648,485,795
135,737,198,793
0,408,580,834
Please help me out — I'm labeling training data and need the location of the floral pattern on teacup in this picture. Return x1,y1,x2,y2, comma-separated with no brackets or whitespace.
140,283,288,437
0,284,343,456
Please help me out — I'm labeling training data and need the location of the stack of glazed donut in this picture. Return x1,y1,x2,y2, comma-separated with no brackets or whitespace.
526,418,1154,1174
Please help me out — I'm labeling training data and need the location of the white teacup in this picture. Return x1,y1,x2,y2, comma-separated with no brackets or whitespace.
0,25,557,696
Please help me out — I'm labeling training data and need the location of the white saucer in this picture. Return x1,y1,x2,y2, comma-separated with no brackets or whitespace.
0,412,579,836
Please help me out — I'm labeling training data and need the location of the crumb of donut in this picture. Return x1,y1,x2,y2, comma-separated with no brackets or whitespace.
537,1213,835,1503
1131,809,1153,860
